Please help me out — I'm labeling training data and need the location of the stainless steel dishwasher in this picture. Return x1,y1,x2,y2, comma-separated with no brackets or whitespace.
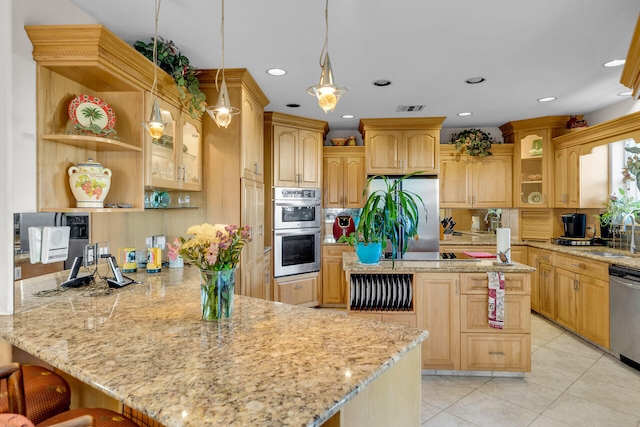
610,265,640,370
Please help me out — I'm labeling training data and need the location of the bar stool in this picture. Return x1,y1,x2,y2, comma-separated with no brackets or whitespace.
0,364,70,425
1,364,138,427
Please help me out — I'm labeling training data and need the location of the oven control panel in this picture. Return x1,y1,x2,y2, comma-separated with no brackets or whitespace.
274,187,321,201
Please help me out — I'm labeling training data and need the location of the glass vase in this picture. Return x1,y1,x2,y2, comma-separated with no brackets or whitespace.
200,269,236,321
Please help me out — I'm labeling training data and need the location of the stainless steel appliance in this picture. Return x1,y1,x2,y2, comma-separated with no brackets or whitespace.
15,212,90,270
609,264,640,370
273,188,322,278
367,175,440,254
562,213,587,238
273,187,322,229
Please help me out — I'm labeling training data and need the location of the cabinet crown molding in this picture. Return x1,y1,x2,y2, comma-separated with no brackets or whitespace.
198,68,269,108
264,111,329,135
499,116,576,135
358,117,446,134
620,15,640,98
25,24,181,106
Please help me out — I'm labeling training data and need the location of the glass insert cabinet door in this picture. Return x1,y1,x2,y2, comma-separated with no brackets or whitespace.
146,96,178,188
180,117,202,191
519,132,546,207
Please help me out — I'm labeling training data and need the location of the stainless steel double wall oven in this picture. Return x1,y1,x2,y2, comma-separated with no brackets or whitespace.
273,187,322,277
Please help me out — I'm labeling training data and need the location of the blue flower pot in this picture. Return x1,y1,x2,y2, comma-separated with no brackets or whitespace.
355,242,383,264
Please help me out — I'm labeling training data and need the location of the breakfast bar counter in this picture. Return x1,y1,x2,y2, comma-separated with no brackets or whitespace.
1,266,428,427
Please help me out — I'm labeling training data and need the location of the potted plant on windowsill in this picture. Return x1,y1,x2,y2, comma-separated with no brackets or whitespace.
339,172,425,266
595,188,640,237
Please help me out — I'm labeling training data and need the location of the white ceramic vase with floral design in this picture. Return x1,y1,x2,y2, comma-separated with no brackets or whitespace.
68,158,112,208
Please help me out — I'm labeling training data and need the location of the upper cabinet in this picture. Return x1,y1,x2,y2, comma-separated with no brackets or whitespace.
323,146,366,208
553,144,608,208
439,145,513,208
26,24,201,212
143,96,203,191
359,118,445,175
264,112,328,188
500,116,571,208
241,90,266,183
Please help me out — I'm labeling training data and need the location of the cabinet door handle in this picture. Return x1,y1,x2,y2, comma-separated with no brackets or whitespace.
571,262,586,270
254,161,259,175
489,351,505,356
294,285,303,290
259,224,263,237
574,279,580,291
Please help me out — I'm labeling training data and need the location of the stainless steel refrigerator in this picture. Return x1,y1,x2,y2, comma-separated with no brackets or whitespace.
367,175,439,254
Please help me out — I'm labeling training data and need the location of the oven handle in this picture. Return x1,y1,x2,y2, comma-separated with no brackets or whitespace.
274,201,322,208
274,228,321,237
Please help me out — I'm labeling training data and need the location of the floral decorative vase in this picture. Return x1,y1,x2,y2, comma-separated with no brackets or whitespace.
200,269,236,321
68,158,112,208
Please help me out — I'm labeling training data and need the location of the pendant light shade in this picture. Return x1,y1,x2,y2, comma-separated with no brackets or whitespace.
307,0,346,113
145,0,165,140
145,99,165,140
206,77,240,128
206,0,240,128
307,52,346,112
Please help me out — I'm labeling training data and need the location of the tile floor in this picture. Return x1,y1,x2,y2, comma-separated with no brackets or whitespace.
421,313,640,426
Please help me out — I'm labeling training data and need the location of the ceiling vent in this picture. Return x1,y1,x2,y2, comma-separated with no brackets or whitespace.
396,105,425,112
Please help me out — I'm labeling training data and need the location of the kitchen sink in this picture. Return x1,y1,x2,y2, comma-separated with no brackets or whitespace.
588,251,631,258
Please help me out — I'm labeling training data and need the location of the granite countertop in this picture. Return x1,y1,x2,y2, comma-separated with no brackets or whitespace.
342,252,535,273
1,266,428,427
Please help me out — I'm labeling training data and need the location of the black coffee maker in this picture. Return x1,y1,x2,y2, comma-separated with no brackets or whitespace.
562,213,587,238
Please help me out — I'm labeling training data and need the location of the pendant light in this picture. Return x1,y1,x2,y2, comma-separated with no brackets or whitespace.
144,0,165,140
307,0,346,113
206,0,240,128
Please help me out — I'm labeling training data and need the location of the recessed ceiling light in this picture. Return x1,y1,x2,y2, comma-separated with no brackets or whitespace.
286,103,300,108
341,114,355,119
457,112,472,116
267,68,287,76
603,59,626,68
465,77,485,84
618,90,633,96
372,79,391,87
537,97,557,102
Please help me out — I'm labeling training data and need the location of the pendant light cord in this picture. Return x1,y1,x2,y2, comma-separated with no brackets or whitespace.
151,0,162,99
319,0,329,68
215,0,225,91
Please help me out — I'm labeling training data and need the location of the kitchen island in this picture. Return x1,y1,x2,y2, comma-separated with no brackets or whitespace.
1,266,428,427
342,252,535,374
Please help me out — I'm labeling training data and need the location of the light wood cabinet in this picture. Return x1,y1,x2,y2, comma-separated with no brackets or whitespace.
510,246,528,264
500,116,571,208
274,271,319,307
538,261,555,319
26,25,152,212
200,69,269,297
145,96,203,191
416,273,461,370
264,113,328,189
553,144,609,208
439,145,513,208
264,249,272,301
323,146,366,208
527,247,540,312
359,118,445,175
241,90,265,182
459,273,531,372
321,245,353,305
552,253,609,348
241,179,265,299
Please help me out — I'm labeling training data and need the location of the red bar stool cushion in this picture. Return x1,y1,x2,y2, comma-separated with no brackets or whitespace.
37,408,138,427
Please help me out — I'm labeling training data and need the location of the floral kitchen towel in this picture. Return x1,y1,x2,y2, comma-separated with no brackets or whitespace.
487,271,505,329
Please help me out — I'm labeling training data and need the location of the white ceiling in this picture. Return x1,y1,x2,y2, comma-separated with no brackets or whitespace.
71,0,639,132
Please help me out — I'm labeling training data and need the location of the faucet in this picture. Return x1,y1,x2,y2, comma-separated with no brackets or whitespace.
484,209,502,233
623,212,637,254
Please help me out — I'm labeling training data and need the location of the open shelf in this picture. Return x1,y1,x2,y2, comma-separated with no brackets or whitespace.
43,134,142,152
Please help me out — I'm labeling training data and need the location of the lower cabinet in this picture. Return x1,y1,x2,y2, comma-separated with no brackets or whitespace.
416,273,461,371
461,334,531,372
321,245,353,306
527,247,540,312
274,271,319,307
533,250,610,349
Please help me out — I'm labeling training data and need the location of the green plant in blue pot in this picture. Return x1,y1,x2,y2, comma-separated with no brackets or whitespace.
339,172,424,266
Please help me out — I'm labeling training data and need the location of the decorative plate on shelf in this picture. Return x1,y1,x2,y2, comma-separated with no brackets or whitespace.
528,192,543,204
68,94,116,136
